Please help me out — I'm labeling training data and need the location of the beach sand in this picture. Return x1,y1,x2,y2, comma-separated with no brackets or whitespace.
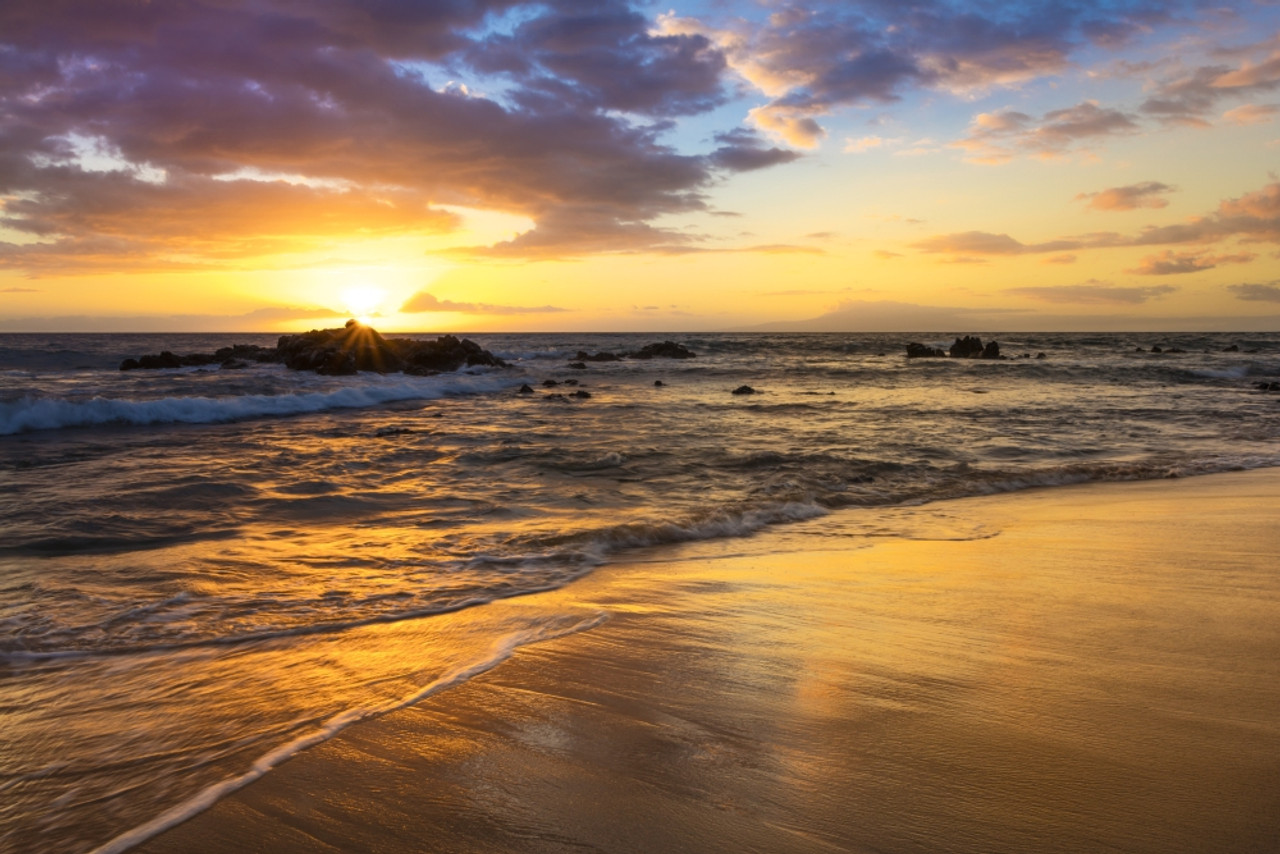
136,470,1280,854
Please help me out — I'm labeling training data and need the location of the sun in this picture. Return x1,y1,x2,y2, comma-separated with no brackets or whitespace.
340,284,386,323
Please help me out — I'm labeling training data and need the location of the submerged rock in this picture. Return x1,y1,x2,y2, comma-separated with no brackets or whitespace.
732,385,757,395
575,350,621,362
905,342,947,358
629,341,696,359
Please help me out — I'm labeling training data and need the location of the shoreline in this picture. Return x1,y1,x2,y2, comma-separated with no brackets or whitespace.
133,468,1280,853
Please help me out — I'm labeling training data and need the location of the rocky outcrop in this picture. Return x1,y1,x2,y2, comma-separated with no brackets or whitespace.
121,321,507,376
906,343,947,358
949,336,1001,359
906,337,1004,359
120,344,278,371
630,341,696,359
731,385,757,395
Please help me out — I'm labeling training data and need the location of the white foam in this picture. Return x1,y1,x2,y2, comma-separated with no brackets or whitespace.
89,611,608,854
0,374,513,435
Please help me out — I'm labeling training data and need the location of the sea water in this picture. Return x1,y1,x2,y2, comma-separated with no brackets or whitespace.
1,331,1278,852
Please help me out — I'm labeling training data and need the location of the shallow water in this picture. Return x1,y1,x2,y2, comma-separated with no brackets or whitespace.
1,331,1278,851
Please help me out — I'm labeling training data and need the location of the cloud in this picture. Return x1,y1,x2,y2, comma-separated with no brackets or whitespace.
953,102,1140,163
1127,249,1255,275
661,2,1183,148
0,1,755,271
1077,182,1174,212
399,291,568,315
1006,281,1177,304
0,305,343,331
843,135,889,154
1,287,39,293
1043,254,1078,265
915,179,1280,261
708,129,803,172
1228,282,1280,301
1223,103,1280,125
1140,42,1280,126
911,231,1083,256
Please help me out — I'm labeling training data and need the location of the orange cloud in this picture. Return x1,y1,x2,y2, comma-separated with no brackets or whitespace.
1076,182,1174,211
1126,250,1255,275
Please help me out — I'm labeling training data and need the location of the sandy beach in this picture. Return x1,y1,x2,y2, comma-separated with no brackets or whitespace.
133,469,1280,854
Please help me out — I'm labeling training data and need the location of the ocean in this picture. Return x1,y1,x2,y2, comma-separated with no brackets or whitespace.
2,330,1278,852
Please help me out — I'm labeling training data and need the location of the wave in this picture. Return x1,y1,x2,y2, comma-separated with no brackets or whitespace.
0,374,513,435
87,611,608,854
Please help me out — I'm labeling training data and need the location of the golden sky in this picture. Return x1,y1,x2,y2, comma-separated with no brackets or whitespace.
2,1,1280,331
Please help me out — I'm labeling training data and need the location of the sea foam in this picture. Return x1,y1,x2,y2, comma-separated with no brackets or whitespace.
0,374,513,435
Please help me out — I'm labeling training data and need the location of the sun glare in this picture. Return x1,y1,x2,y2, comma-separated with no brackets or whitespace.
341,284,386,322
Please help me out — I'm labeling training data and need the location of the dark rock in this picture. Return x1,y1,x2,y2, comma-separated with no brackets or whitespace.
518,384,534,394
575,350,621,362
543,379,559,387
950,336,985,359
220,359,250,370
1166,347,1186,354
629,341,696,359
906,342,947,358
277,324,505,375
568,362,587,370
563,379,580,386
654,380,665,387
731,385,757,395
572,390,592,399
545,393,569,402
1036,352,1047,359
1223,344,1240,352
122,322,507,377
213,344,277,363
1151,345,1163,353
981,340,1001,359
1256,381,1280,392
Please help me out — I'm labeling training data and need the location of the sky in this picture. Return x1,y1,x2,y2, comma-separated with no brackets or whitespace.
2,0,1280,332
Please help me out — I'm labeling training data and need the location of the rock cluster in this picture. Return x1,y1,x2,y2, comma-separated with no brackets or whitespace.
906,336,1003,359
567,341,697,366
121,321,507,376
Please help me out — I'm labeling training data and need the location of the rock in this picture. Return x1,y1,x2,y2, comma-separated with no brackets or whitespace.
950,336,985,358
518,384,534,394
1256,381,1280,392
545,393,569,402
219,359,250,370
1223,344,1240,352
906,342,946,358
731,385,757,395
629,341,696,359
572,390,592,399
1166,347,1186,354
1151,345,1163,353
654,380,665,387
121,322,507,377
563,379,580,386
568,362,587,370
575,350,621,362
1036,352,1047,359
982,340,1001,359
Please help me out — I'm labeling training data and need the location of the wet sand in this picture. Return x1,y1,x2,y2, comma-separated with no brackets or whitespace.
137,470,1280,854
